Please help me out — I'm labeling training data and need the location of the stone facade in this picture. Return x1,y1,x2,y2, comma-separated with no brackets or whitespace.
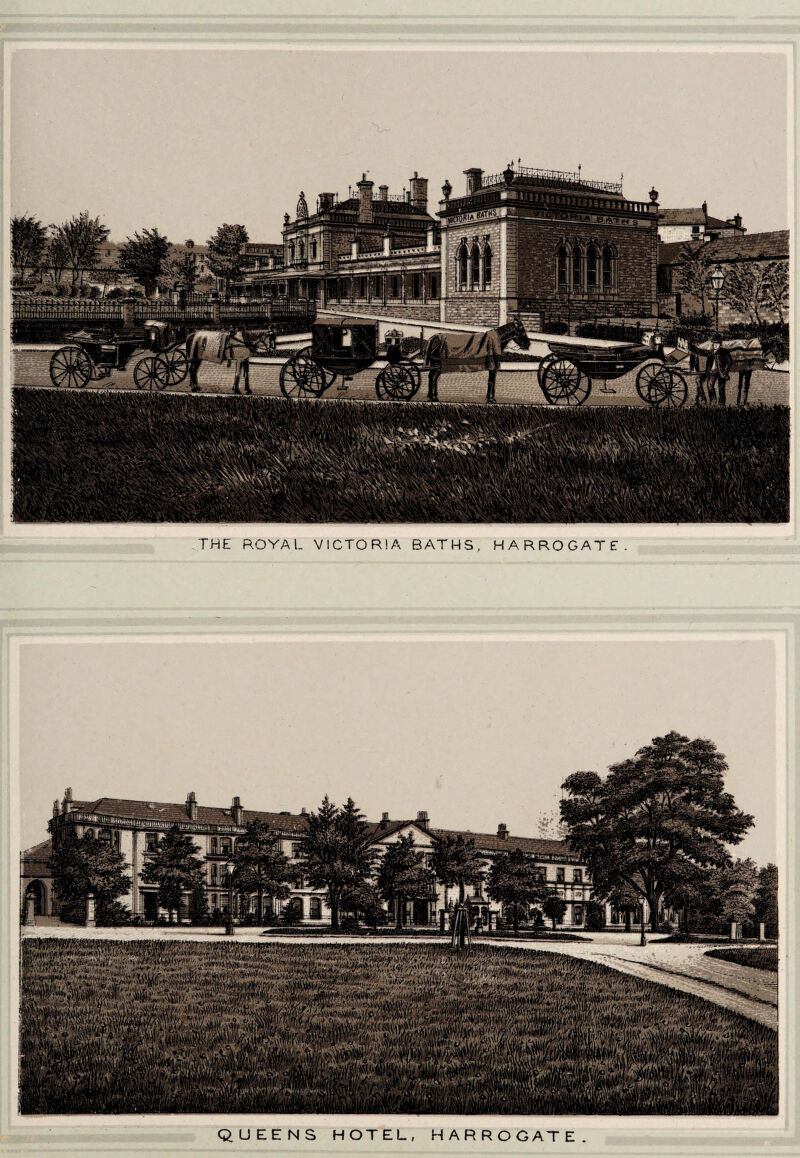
25,788,646,930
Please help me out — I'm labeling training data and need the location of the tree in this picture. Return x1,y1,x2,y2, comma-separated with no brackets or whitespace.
537,810,568,840
49,212,109,289
712,857,759,925
720,260,778,324
117,227,170,298
160,243,199,295
12,215,48,282
754,863,778,937
543,892,567,930
47,232,71,287
232,819,292,923
206,223,249,296
49,831,130,924
677,242,711,316
430,833,485,906
606,879,642,932
560,732,754,932
139,825,205,923
486,848,546,933
296,795,376,930
376,834,434,930
760,260,789,323
188,879,210,925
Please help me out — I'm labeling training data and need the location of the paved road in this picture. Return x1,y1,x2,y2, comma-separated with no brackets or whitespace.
13,346,789,408
22,925,776,1028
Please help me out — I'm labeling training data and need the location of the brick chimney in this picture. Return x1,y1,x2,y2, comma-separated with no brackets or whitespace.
52,799,59,819
464,168,483,195
409,172,428,212
380,811,390,829
232,796,243,826
317,192,335,212
63,787,73,814
497,822,508,840
378,184,389,201
357,174,374,223
702,200,708,218
186,791,197,821
416,810,430,831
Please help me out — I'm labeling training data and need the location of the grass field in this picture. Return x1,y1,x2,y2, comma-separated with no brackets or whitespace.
20,941,777,1115
12,389,790,523
707,947,779,972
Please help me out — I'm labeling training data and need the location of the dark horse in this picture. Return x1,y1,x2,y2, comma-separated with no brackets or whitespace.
424,314,530,403
186,328,257,394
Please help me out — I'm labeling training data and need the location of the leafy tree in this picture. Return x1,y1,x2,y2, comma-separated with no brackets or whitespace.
49,831,131,924
232,818,292,923
377,834,434,930
341,880,385,927
486,848,546,933
430,833,485,905
117,227,170,298
206,223,249,296
12,215,48,282
140,825,205,923
606,879,642,932
560,731,754,932
712,857,758,925
754,862,778,937
296,795,376,930
160,242,199,295
543,892,567,930
49,211,109,289
188,878,210,926
281,897,303,926
677,242,711,316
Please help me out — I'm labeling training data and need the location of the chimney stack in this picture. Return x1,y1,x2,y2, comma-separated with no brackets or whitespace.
378,184,389,201
357,174,374,224
383,230,392,256
300,806,307,815
497,822,508,840
63,787,73,814
232,796,243,826
351,234,360,259
464,168,483,196
416,810,430,831
186,791,198,821
52,799,60,819
409,172,428,212
702,200,708,218
380,811,390,828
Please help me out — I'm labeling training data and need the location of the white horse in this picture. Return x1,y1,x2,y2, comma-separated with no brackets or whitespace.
186,329,255,394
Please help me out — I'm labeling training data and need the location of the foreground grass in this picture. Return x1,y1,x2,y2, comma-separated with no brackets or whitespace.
20,942,777,1115
12,389,789,522
707,947,779,972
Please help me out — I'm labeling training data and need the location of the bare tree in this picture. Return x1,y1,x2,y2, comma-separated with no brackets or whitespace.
676,242,711,316
721,260,773,324
760,260,789,323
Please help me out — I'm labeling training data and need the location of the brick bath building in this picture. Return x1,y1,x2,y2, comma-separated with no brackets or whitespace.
244,163,661,329
20,788,643,931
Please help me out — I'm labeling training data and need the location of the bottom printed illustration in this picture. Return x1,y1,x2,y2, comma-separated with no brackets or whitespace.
14,634,781,1120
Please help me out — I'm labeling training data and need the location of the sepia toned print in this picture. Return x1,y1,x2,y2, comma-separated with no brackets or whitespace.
7,46,790,526
16,636,780,1119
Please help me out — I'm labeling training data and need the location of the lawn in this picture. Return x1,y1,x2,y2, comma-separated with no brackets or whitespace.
20,941,777,1116
12,389,789,523
707,947,779,972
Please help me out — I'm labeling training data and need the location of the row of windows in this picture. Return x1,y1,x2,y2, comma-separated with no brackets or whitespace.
557,244,616,292
455,241,492,292
327,273,438,301
288,238,319,263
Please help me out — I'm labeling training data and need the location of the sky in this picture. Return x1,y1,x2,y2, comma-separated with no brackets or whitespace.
17,636,779,866
9,46,790,244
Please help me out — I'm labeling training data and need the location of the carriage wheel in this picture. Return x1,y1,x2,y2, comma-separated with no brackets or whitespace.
279,348,328,398
537,353,556,389
375,361,420,401
540,358,590,406
636,364,687,409
49,345,93,389
162,348,188,386
133,355,169,391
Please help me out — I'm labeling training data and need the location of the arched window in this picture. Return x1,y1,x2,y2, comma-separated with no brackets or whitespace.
602,246,614,290
586,246,599,290
220,837,231,855
288,242,295,263
572,245,583,292
310,897,322,919
483,244,492,289
298,240,305,260
457,242,468,291
97,827,112,843
210,836,218,854
557,245,568,290
470,243,480,290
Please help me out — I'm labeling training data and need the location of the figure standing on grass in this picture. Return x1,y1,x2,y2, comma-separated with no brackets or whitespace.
706,333,732,407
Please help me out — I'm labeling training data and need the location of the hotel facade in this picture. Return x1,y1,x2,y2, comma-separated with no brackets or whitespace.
21,789,646,931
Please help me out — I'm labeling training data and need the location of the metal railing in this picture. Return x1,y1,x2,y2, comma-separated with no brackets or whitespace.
481,166,623,194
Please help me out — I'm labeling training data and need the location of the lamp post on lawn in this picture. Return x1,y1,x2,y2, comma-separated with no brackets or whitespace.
225,861,235,936
709,266,725,332
639,902,647,947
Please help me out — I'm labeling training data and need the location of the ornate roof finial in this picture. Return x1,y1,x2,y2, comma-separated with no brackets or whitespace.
296,191,308,219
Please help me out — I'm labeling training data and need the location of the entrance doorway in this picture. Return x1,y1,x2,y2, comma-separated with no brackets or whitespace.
412,899,430,926
143,892,158,922
25,880,44,916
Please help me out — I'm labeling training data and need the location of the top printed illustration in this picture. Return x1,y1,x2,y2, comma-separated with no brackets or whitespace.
6,46,791,526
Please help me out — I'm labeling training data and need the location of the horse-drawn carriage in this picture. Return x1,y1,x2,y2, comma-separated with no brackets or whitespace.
48,320,190,391
537,341,690,408
279,322,421,401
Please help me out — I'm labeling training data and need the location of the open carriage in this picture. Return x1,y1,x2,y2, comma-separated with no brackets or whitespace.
279,322,421,401
48,320,189,391
537,341,690,408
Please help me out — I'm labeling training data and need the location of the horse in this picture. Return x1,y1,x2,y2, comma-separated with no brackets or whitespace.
424,314,530,403
185,328,257,394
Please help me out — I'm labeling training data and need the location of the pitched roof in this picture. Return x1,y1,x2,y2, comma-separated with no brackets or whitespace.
659,230,789,267
431,827,574,857
659,207,706,226
21,839,52,875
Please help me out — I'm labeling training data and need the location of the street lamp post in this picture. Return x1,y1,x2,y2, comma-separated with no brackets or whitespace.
709,266,725,332
639,902,647,947
225,861,235,936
